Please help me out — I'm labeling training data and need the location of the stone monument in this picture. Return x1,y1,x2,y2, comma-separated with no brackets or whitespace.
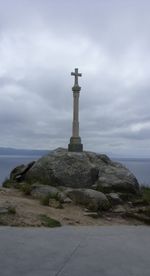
68,68,83,152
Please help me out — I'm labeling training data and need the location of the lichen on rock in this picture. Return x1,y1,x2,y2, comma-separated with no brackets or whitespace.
23,148,139,194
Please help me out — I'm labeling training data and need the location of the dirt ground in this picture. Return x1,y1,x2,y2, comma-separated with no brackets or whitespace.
0,188,143,227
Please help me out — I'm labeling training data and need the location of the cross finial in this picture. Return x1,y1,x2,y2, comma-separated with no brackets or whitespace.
71,68,82,87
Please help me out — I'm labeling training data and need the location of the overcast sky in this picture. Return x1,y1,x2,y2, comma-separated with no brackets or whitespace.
0,0,150,156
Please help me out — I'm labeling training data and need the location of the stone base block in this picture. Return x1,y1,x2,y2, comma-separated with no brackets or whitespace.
68,143,83,152
68,137,83,152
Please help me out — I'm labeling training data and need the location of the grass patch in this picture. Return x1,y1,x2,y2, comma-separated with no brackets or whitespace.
39,214,61,227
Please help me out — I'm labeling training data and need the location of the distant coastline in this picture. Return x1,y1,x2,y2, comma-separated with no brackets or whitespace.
1,147,150,159
0,148,150,186
0,147,49,156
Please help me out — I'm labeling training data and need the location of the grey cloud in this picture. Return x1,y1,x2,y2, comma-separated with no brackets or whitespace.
0,0,150,155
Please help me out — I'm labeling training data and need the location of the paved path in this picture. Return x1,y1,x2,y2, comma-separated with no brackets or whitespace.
0,226,150,276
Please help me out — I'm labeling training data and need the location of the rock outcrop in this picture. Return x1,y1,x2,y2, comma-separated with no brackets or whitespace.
28,184,110,211
31,184,59,199
25,148,99,188
66,188,110,211
21,148,139,193
96,162,139,193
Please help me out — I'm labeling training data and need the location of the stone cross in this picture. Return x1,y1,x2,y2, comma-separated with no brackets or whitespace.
68,68,83,152
71,68,82,87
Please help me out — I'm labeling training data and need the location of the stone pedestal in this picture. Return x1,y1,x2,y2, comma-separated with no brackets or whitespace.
68,137,83,152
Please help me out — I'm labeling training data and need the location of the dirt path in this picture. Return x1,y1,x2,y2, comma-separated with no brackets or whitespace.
0,188,142,227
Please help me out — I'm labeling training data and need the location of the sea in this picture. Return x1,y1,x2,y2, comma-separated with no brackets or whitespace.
0,155,150,187
0,155,41,186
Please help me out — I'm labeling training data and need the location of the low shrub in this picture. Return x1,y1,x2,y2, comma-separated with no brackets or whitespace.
39,214,61,227
20,183,32,195
2,178,12,188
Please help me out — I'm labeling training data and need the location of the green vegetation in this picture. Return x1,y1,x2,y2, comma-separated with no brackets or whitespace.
20,183,32,195
39,214,61,227
141,186,150,205
2,178,12,188
40,192,60,206
40,195,50,206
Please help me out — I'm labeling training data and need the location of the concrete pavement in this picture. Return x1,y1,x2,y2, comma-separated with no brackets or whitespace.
0,226,150,276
